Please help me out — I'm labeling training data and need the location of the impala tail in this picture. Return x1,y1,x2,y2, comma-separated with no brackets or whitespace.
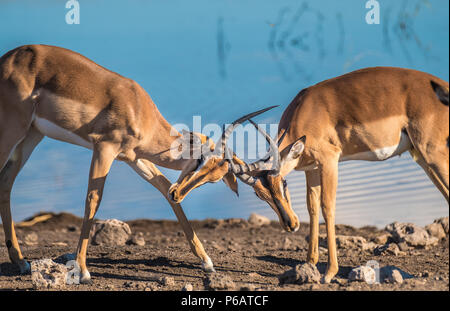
431,80,449,106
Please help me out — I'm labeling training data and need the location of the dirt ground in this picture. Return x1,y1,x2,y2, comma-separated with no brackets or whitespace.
0,212,448,291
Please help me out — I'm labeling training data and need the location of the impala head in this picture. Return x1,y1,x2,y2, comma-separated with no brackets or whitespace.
168,106,302,232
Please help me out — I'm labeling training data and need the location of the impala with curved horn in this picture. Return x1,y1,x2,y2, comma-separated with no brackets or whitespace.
170,67,449,284
168,107,301,233
0,44,257,283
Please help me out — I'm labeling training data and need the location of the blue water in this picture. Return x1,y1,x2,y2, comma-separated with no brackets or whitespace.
0,0,448,227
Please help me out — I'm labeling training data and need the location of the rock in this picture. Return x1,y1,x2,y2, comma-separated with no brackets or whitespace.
374,233,392,245
204,272,236,291
158,276,175,287
425,222,446,240
380,266,413,282
182,283,193,291
348,266,376,284
91,219,132,246
397,242,410,251
385,222,438,248
127,232,146,246
24,232,38,246
31,259,68,289
248,213,271,227
278,263,321,285
385,269,403,284
281,237,292,250
373,243,402,256
434,217,449,234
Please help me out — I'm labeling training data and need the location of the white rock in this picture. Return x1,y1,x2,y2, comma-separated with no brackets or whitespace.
425,222,446,240
386,269,403,284
348,266,376,284
31,259,68,289
373,243,402,256
128,232,146,246
248,213,271,227
435,217,449,234
278,263,321,285
91,219,132,246
385,222,438,248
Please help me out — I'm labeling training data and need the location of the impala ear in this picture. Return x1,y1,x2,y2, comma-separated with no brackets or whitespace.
223,172,239,197
431,81,449,106
286,136,306,160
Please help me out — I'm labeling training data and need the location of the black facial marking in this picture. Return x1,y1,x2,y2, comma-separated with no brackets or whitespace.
6,240,12,249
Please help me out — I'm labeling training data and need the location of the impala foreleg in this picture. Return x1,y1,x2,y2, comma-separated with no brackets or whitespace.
305,169,321,265
76,144,117,284
129,159,215,272
319,159,339,284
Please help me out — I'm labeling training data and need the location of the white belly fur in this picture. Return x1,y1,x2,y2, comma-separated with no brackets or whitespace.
33,117,93,149
339,131,412,162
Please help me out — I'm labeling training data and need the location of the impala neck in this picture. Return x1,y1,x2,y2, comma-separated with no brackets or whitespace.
136,111,191,171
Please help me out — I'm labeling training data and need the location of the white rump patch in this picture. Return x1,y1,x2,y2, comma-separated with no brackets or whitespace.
33,117,92,149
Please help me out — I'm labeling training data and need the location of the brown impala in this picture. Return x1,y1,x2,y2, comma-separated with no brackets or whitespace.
170,67,449,283
0,44,289,283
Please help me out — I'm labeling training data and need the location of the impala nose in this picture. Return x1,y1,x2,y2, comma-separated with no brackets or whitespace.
279,209,300,233
287,217,300,233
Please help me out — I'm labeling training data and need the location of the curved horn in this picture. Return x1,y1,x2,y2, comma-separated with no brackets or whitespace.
248,119,280,172
235,173,258,186
219,105,278,155
277,122,291,147
229,119,280,174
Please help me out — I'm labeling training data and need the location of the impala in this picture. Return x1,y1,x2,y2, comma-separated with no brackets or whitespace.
170,67,449,283
0,44,277,283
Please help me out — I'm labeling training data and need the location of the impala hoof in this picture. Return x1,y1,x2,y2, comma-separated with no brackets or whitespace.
80,271,92,284
202,257,216,273
18,260,31,274
321,273,336,284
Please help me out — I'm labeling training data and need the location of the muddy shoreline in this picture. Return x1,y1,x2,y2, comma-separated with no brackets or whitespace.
0,212,448,291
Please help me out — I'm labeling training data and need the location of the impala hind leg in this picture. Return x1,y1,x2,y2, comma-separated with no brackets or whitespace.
129,159,215,272
305,169,321,265
75,144,117,284
0,127,43,273
410,147,449,202
318,157,339,284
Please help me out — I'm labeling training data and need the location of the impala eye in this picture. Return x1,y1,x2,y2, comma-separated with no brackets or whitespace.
282,179,287,188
